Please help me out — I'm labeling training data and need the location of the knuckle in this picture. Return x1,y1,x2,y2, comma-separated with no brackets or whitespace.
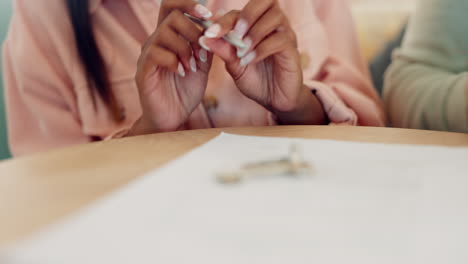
166,11,178,22
288,31,298,45
154,27,166,42
242,12,254,23
249,29,261,42
190,31,203,43
147,49,158,64
159,16,172,29
141,34,157,52
172,9,183,17
168,54,178,67
273,9,284,21
183,20,202,39
181,44,192,57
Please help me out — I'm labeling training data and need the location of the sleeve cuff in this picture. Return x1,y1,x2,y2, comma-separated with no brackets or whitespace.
103,128,132,140
305,80,358,126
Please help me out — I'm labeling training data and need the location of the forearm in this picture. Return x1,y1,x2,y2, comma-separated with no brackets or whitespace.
384,59,468,132
273,85,327,125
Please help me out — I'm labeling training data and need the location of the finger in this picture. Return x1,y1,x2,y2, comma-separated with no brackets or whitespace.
199,36,238,64
151,46,182,75
232,0,276,39
155,25,194,72
158,0,212,25
138,46,180,78
240,31,294,67
167,10,203,43
203,10,240,39
166,10,206,64
237,6,285,58
280,19,298,48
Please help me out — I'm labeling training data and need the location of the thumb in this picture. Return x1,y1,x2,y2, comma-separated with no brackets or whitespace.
199,36,238,64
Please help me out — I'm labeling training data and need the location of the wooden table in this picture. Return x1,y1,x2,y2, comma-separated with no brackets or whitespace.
1,126,467,248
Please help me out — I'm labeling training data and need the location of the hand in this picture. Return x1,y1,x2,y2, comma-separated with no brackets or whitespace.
134,0,214,133
199,0,325,125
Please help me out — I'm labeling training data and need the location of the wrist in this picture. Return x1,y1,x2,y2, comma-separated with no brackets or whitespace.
128,114,155,136
273,85,327,125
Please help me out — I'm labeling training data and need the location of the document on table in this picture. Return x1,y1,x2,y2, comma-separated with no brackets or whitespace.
2,133,468,264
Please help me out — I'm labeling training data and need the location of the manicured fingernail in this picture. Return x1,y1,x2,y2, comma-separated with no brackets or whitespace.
204,24,221,38
216,8,227,17
199,49,208,62
233,19,248,38
178,62,186,77
240,51,256,66
194,4,212,19
190,56,197,72
198,36,211,51
237,37,252,58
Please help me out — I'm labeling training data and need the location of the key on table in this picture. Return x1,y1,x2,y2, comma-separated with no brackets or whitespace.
216,144,313,184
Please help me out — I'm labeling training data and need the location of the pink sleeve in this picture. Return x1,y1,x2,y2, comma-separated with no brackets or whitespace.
300,0,385,126
2,0,90,157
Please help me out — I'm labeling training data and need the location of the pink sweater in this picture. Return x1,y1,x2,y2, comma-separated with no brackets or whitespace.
2,0,384,156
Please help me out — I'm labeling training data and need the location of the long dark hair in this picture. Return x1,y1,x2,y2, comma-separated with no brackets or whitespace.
65,0,121,121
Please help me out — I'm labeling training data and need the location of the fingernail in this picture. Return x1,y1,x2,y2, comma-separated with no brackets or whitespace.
204,24,221,38
199,49,208,63
178,62,186,77
216,8,227,17
237,37,252,58
233,19,248,38
194,4,212,19
240,51,256,67
190,56,197,72
199,36,211,51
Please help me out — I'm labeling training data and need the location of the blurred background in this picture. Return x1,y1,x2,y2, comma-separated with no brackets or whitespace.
351,0,416,60
0,0,416,160
0,0,12,160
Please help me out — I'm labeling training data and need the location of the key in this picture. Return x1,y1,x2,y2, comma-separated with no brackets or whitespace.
216,144,313,184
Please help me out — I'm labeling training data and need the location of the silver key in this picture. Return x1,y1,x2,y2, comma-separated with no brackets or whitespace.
216,144,313,184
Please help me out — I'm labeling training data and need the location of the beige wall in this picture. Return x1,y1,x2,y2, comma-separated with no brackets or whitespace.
350,0,416,60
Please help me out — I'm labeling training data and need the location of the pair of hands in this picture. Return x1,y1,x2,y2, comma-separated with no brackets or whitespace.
135,0,323,132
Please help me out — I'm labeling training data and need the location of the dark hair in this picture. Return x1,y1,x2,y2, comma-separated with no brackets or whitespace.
65,0,121,121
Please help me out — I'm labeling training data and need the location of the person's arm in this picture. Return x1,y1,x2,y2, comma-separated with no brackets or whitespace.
299,0,385,126
383,0,468,132
2,0,91,156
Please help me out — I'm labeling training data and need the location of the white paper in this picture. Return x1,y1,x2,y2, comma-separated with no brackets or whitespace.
2,133,468,264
